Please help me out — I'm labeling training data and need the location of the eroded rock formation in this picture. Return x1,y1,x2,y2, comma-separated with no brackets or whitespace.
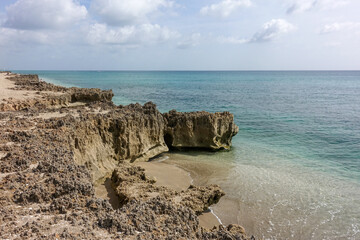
73,102,168,180
164,109,239,150
0,74,114,112
111,163,225,214
0,73,252,239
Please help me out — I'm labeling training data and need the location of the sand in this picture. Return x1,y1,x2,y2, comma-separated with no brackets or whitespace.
136,161,192,192
0,72,38,102
0,72,65,105
94,175,122,210
137,160,222,229
93,159,222,229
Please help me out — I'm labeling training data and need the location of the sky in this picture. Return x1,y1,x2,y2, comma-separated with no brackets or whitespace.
0,0,359,70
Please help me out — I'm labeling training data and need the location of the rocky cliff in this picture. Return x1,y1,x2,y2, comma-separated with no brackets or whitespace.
73,102,169,180
164,109,239,150
0,73,252,240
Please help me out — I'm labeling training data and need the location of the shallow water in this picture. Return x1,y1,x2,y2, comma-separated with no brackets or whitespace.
16,70,360,239
165,150,360,239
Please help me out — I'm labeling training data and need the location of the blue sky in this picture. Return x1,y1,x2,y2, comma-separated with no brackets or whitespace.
0,0,359,70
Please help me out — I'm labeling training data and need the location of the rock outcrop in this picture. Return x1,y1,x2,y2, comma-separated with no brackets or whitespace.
69,88,114,103
73,102,168,180
164,110,239,150
0,73,253,239
111,163,225,214
0,74,114,112
8,74,68,92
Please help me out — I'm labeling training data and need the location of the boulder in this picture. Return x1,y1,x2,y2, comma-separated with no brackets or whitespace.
163,110,239,150
69,88,114,102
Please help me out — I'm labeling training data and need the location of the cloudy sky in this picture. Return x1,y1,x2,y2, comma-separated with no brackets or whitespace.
0,0,359,70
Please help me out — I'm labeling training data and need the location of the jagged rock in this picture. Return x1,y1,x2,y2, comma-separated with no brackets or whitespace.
9,74,67,92
164,110,239,150
111,163,225,214
73,102,169,180
69,88,114,102
180,184,225,214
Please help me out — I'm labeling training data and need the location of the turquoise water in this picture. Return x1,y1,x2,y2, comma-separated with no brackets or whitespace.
16,71,360,239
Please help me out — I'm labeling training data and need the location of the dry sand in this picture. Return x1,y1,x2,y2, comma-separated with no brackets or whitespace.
0,72,64,104
0,72,38,102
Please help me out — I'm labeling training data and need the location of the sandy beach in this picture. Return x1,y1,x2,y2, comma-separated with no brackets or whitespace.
0,72,37,102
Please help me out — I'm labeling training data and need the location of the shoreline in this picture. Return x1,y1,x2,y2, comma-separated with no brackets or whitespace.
93,153,224,229
25,72,227,230
137,155,224,229
4,71,360,239
0,72,251,239
37,72,234,230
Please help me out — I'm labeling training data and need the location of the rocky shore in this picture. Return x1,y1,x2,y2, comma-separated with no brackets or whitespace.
0,72,254,239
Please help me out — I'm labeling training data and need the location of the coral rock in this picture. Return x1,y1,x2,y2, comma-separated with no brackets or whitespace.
164,110,239,150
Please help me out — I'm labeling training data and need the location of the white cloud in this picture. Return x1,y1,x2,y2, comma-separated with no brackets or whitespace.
177,33,201,49
0,27,50,46
4,0,87,30
218,36,248,44
200,0,252,18
250,19,294,42
320,22,360,34
219,19,294,44
286,0,315,14
91,0,173,26
287,0,349,14
87,23,179,46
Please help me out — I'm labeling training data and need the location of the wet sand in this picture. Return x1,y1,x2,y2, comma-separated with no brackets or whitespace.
137,160,222,229
136,160,192,191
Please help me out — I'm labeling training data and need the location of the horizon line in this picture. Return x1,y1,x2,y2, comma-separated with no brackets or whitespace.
9,69,360,72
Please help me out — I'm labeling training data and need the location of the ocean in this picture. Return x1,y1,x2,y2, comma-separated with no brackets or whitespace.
16,70,360,239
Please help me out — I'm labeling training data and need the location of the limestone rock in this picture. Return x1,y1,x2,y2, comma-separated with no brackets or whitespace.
111,163,225,215
0,74,114,112
69,88,114,102
164,110,239,150
180,184,225,214
73,102,169,180
9,74,67,92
